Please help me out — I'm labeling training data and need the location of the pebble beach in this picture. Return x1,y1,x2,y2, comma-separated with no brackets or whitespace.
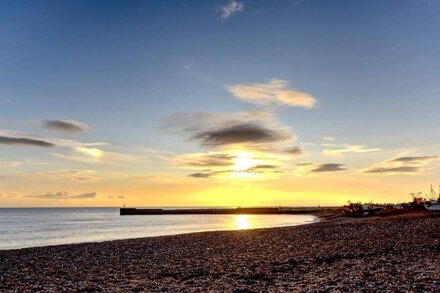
1,212,439,292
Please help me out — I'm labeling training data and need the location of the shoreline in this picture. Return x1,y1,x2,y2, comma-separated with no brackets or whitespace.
1,213,321,252
1,212,438,291
0,208,412,252
0,209,425,251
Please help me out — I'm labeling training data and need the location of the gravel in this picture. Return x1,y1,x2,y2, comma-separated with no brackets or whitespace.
0,213,439,292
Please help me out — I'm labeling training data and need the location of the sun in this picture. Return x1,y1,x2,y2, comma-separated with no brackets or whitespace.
233,151,256,172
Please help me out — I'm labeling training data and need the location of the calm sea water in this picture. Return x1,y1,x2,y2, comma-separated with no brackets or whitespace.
0,208,317,250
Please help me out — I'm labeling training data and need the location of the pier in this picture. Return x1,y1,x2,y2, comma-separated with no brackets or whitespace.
120,207,323,216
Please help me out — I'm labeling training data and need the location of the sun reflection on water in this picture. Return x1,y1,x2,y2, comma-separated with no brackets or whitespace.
235,215,250,230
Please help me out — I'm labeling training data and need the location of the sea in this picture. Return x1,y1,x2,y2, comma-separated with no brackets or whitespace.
0,208,317,250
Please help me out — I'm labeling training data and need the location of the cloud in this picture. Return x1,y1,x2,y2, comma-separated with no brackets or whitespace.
388,156,438,164
322,136,335,141
246,164,281,173
40,170,100,182
108,195,125,199
164,111,296,178
0,169,100,182
322,144,381,157
171,152,236,168
0,136,55,147
310,163,346,173
0,129,107,163
0,161,23,167
0,172,25,180
42,120,89,133
227,79,317,108
364,166,421,174
193,123,292,147
283,146,303,155
364,154,438,175
0,129,106,150
25,191,97,199
300,142,315,146
188,164,281,179
245,145,303,157
188,170,230,178
162,111,294,148
217,0,244,20
0,192,19,198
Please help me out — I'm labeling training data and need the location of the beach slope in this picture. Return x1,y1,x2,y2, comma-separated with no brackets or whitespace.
0,213,439,292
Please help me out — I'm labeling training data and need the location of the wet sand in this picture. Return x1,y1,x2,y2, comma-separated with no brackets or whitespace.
0,212,439,292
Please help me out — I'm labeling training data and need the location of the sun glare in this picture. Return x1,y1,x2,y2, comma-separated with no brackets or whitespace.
235,215,250,229
233,152,256,172
76,147,104,159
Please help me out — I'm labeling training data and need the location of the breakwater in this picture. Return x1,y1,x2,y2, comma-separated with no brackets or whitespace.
120,207,323,216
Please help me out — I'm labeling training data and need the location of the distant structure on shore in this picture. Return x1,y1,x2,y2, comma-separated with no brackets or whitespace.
344,184,440,216
411,185,440,211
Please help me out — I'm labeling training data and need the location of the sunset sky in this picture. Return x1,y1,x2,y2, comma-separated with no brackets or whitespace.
1,0,440,207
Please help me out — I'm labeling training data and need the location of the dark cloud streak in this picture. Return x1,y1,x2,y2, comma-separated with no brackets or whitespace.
364,166,421,174
192,123,291,147
183,153,235,167
43,120,88,133
284,146,303,155
25,192,97,199
310,163,346,173
388,156,438,163
0,136,55,147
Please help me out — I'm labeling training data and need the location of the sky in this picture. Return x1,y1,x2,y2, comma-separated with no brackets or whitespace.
1,0,440,207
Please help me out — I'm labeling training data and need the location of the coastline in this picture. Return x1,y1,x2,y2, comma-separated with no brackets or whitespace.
1,212,439,292
0,212,319,251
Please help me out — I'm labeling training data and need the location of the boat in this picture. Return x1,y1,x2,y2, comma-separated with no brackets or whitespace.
343,203,381,217
424,200,440,211
423,185,440,211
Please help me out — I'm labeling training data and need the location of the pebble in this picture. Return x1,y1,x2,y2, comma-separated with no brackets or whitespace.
0,213,439,292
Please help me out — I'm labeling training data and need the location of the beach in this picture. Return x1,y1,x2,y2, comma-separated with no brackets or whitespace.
0,212,439,292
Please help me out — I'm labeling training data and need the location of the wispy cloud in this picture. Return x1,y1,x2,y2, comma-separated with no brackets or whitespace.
217,0,244,20
294,162,347,175
42,120,89,133
0,161,24,168
0,135,55,147
227,78,317,108
310,163,346,173
188,170,230,178
0,169,100,183
0,192,18,198
25,191,97,199
0,129,106,149
40,170,100,182
0,129,110,164
388,156,438,164
170,152,236,168
364,154,438,175
322,136,335,141
283,146,303,155
322,144,381,157
188,164,281,179
108,195,125,199
300,142,315,146
364,166,421,174
246,164,281,173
